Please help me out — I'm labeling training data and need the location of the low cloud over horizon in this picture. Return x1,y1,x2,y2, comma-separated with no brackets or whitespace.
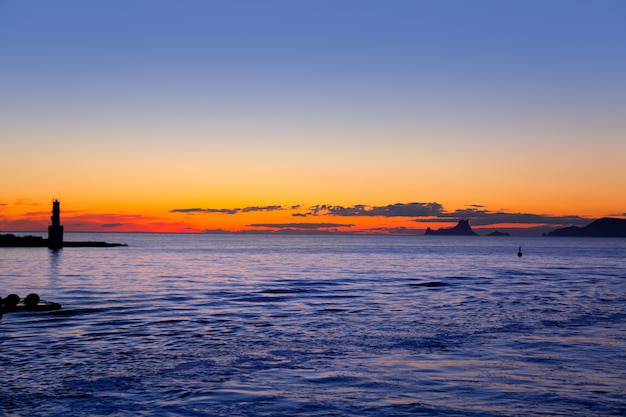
170,205,285,215
413,207,590,227
1,200,616,235
171,201,594,229
306,203,443,217
247,222,353,230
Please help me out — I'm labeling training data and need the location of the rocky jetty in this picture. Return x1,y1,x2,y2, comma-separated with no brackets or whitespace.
0,234,47,247
546,218,626,237
0,234,127,248
424,220,478,236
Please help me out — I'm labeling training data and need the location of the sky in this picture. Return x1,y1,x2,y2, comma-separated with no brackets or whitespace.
1,0,625,235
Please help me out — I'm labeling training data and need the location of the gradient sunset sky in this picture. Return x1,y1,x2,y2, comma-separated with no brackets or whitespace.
2,1,625,234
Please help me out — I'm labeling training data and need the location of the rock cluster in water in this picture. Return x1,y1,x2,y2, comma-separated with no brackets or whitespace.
1,293,62,316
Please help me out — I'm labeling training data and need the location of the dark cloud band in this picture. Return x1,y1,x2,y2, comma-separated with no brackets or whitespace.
171,206,284,215
248,223,353,230
171,201,594,229
308,202,443,217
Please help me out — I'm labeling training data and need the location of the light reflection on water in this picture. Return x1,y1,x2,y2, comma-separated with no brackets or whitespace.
1,234,625,416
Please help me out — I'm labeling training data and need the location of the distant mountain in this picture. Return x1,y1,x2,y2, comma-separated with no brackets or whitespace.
546,218,626,237
424,220,478,236
486,231,510,237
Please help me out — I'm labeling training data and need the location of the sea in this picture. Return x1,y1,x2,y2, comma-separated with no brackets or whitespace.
1,233,625,417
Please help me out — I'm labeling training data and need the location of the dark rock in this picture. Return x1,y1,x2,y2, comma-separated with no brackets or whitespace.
424,220,478,236
24,293,41,306
61,241,127,247
0,234,47,247
3,294,20,311
1,293,62,314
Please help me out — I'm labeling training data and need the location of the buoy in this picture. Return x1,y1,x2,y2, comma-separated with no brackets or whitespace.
517,246,523,258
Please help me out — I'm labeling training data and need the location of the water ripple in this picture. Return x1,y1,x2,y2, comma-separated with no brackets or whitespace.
1,234,625,416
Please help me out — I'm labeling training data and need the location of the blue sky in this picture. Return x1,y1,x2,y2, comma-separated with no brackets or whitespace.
2,1,625,233
4,1,624,108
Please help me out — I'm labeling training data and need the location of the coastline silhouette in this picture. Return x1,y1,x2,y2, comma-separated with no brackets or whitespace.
546,218,626,237
0,200,127,248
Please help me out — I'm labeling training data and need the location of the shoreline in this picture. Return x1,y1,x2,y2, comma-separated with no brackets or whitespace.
0,234,127,248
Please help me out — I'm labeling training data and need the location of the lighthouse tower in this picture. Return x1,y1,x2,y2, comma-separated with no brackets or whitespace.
48,200,64,249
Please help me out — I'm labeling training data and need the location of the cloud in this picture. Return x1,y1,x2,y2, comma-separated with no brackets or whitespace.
0,209,202,233
170,207,238,214
170,201,598,229
170,205,285,215
203,228,233,234
308,202,444,217
248,222,353,230
413,207,589,226
366,226,425,236
241,205,283,213
304,202,593,228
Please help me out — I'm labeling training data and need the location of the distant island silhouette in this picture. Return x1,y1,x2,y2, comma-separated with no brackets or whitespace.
486,231,510,237
0,200,126,248
424,220,478,236
546,218,626,237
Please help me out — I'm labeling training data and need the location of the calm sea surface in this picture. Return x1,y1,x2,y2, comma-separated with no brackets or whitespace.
1,233,625,416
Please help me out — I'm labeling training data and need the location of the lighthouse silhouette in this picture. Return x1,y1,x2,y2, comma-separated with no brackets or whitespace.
48,200,64,249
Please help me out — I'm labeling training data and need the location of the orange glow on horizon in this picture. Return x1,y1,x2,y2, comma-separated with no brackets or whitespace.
3,196,622,236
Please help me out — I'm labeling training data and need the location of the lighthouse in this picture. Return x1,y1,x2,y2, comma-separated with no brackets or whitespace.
48,200,64,249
